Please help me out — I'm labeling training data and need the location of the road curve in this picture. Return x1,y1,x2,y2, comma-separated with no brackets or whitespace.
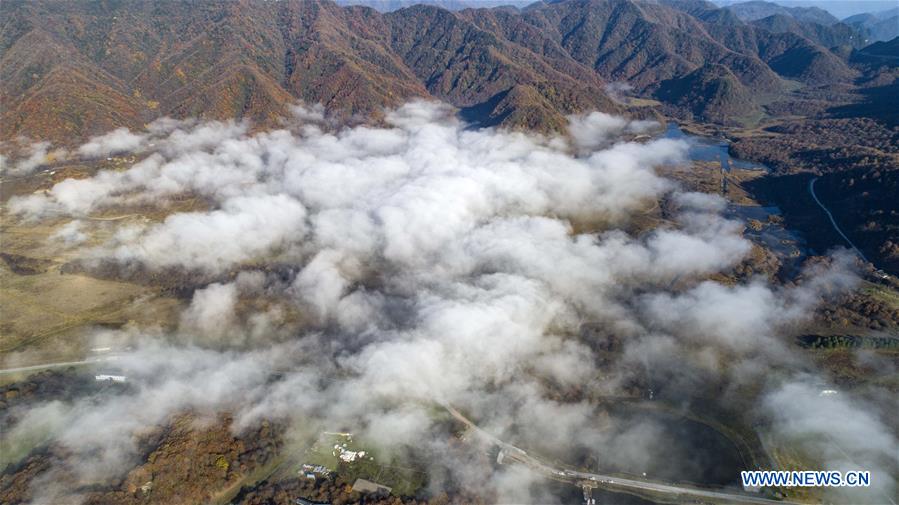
808,177,868,263
445,405,800,505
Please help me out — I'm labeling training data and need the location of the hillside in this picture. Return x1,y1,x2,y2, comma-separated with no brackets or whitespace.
515,0,783,95
0,0,433,143
750,14,867,49
656,64,756,123
724,0,838,25
2,1,899,504
385,4,621,129
0,0,880,141
844,8,899,42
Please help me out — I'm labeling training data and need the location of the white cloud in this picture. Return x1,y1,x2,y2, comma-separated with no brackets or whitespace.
567,111,660,152
764,380,898,503
78,128,147,157
1,140,67,175
107,194,307,272
50,220,87,246
2,102,880,504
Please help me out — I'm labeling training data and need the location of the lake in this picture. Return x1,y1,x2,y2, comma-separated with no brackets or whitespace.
664,123,807,261
662,123,768,172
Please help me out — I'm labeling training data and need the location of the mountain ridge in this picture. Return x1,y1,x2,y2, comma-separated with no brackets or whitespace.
0,0,888,143
723,0,839,25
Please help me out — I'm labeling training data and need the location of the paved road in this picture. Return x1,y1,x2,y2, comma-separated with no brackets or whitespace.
0,355,120,375
557,468,799,505
808,177,868,263
446,406,799,505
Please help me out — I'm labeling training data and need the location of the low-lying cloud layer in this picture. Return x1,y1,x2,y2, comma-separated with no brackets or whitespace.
3,102,895,503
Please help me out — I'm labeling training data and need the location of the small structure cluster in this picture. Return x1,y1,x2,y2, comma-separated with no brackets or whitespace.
95,374,127,382
300,464,330,480
333,442,367,462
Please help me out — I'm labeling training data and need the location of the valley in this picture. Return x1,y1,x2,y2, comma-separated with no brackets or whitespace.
2,118,897,504
1,1,897,504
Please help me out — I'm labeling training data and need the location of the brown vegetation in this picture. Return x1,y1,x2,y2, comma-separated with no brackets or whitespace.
2,0,884,143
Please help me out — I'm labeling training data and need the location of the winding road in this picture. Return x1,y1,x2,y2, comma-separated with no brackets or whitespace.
808,177,868,263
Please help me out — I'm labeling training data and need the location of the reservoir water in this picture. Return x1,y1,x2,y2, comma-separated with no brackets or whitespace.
665,123,807,261
662,123,768,172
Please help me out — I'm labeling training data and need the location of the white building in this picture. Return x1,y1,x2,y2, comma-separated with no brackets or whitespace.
95,374,127,382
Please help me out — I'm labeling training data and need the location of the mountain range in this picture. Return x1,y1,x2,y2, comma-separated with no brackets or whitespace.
722,0,839,25
721,1,899,43
843,7,899,43
0,0,895,144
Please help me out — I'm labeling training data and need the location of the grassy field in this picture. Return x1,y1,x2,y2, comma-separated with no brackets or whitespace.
300,432,427,496
863,283,899,313
302,432,352,471
625,97,663,107
0,166,193,363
